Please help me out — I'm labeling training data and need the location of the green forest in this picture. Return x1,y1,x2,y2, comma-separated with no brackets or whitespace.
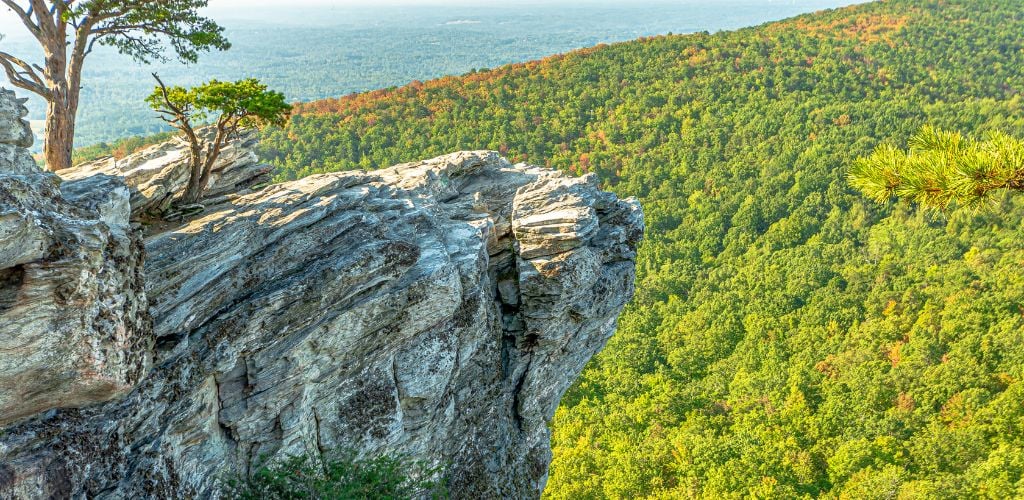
79,0,1024,497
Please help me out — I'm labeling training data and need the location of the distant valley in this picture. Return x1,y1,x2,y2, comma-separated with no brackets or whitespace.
4,0,1024,497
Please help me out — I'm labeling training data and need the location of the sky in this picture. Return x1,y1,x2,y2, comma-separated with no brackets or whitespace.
204,0,827,7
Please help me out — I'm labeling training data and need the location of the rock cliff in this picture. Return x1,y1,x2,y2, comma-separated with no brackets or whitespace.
0,88,643,498
0,89,150,429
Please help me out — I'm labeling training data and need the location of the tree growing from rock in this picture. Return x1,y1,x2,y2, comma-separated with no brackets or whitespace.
147,74,291,204
0,0,229,172
849,126,1024,210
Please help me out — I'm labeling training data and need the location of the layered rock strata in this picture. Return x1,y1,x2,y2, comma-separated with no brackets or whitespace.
62,129,273,217
0,88,643,499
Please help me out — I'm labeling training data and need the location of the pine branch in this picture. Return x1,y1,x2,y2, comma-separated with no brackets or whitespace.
850,128,1024,211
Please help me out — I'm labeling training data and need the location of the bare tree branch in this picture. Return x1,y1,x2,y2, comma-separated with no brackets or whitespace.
152,72,191,133
67,15,97,93
0,51,51,97
26,0,53,38
1,0,42,39
0,51,45,87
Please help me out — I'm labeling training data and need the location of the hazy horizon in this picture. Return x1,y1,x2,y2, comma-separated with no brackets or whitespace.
1,0,867,147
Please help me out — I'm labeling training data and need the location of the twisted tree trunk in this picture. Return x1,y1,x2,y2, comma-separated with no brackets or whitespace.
1,1,92,172
43,97,76,172
181,128,207,204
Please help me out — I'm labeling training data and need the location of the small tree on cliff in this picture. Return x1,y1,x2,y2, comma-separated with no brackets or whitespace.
0,0,230,172
849,126,1024,210
147,74,291,204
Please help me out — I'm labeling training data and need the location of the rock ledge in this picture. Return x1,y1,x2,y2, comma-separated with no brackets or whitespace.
0,89,643,499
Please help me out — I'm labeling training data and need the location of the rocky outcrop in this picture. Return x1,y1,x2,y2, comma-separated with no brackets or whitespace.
61,129,273,217
0,88,643,499
0,89,151,428
0,89,36,175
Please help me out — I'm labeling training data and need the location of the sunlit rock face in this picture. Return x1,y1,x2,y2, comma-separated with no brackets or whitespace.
0,88,37,174
0,88,151,429
0,97,642,499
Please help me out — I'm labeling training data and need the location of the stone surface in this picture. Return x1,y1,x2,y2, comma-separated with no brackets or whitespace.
60,129,273,216
0,88,37,175
0,88,151,428
0,110,642,497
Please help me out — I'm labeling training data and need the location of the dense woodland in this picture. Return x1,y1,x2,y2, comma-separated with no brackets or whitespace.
79,0,1024,497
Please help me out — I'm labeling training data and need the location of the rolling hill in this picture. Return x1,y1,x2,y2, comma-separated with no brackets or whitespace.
270,1,1024,497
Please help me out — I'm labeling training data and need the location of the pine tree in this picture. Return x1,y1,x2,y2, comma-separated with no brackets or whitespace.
0,0,229,171
147,75,291,205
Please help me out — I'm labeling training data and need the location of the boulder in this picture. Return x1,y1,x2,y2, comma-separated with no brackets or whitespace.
61,129,273,217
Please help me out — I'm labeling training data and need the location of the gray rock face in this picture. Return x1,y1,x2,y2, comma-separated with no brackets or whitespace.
0,93,642,498
0,89,151,428
0,88,37,175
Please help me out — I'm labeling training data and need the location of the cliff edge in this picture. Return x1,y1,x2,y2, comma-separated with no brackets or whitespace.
0,88,643,498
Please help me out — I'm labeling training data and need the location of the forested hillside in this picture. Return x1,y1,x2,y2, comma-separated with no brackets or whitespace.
9,1,851,149
259,0,1023,496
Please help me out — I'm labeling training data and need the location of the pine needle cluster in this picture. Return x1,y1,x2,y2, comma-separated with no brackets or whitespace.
849,126,1024,210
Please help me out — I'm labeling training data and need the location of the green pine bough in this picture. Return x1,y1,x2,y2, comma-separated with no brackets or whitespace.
850,127,1024,210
